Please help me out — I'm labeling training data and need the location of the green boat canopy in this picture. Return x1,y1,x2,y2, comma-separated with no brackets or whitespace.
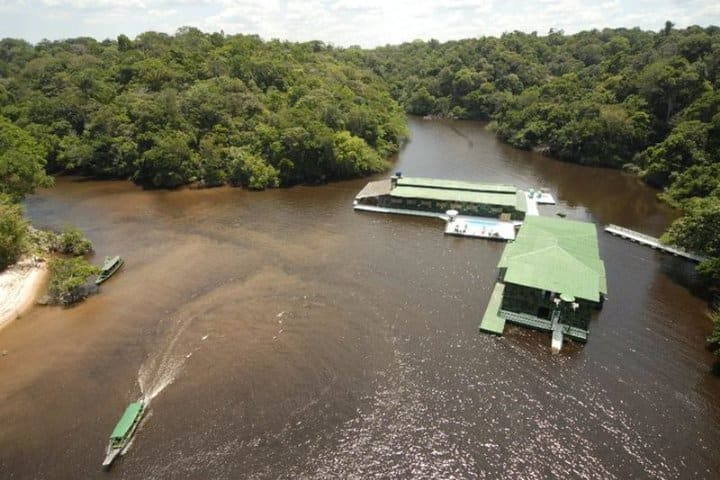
498,216,607,302
110,402,143,440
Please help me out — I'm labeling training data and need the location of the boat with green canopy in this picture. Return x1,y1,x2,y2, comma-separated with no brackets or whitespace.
95,256,123,285
102,400,145,468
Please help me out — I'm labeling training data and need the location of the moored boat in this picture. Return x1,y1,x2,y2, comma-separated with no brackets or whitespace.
102,400,145,469
95,256,123,285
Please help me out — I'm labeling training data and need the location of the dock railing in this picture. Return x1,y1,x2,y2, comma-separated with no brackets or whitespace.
604,224,707,263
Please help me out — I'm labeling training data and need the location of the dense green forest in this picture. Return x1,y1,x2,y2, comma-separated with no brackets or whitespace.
0,28,408,190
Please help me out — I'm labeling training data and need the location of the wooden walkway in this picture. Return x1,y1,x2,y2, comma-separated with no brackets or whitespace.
479,283,507,335
353,203,447,220
604,224,707,263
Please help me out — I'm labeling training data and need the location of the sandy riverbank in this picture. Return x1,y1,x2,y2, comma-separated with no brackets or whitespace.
0,258,48,331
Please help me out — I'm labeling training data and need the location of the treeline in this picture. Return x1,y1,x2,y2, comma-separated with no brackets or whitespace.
349,24,720,291
0,115,97,303
0,116,52,269
0,28,408,190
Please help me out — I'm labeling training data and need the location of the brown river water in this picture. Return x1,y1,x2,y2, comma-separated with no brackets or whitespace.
2,117,720,479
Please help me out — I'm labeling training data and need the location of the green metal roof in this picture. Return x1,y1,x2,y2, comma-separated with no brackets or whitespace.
397,177,517,193
110,402,143,440
498,216,606,302
391,185,521,208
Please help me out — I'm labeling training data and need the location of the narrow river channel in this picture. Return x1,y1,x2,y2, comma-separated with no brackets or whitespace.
2,117,719,479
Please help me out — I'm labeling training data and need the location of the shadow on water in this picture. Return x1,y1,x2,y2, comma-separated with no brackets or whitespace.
658,256,708,297
448,122,475,148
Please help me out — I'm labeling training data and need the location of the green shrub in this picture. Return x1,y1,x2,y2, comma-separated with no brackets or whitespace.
56,226,93,255
708,309,720,352
0,197,27,271
227,147,280,190
47,257,100,305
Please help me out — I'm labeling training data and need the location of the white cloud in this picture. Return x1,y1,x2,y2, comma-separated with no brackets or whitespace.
40,0,146,8
0,0,718,45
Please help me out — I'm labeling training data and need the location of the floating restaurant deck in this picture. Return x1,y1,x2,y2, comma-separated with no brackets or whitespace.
353,176,560,241
604,224,707,262
354,179,392,199
354,175,530,223
479,283,506,335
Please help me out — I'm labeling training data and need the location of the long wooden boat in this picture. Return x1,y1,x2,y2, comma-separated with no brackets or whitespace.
102,400,145,469
95,256,123,285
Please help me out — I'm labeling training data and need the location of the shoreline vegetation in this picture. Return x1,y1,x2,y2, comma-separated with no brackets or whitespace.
0,23,719,363
0,224,100,330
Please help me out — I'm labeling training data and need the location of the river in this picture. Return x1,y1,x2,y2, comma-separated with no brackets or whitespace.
2,117,719,479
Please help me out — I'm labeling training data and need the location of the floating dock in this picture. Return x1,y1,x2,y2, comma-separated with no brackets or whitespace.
604,224,707,262
532,191,556,205
479,283,507,335
524,190,556,216
353,203,447,220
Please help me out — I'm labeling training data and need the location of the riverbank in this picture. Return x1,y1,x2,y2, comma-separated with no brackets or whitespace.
0,258,48,331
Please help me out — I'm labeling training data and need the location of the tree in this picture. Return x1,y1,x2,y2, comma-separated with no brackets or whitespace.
707,309,720,369
0,116,52,201
407,87,436,115
330,130,387,178
226,147,279,190
640,120,713,187
663,21,675,36
55,226,93,255
662,197,720,283
661,163,720,205
47,257,100,305
638,57,705,124
134,131,199,188
198,134,228,187
0,195,27,270
117,34,133,52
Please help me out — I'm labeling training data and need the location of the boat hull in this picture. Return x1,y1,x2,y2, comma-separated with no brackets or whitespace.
102,399,144,469
102,448,121,469
95,257,124,285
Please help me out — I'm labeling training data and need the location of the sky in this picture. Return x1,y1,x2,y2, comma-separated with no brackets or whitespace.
1,0,719,47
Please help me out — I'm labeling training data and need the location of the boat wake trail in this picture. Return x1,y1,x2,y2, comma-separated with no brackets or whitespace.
138,315,196,405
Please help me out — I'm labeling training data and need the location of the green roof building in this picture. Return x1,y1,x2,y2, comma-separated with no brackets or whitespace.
355,175,527,220
481,216,606,343
396,176,517,193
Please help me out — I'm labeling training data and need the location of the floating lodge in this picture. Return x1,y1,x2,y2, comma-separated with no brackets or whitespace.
354,175,529,221
354,175,606,351
480,216,607,351
353,174,556,241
